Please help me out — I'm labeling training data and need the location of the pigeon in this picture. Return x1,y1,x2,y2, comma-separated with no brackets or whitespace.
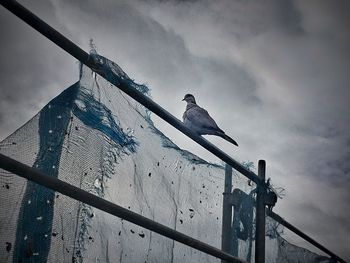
182,94,238,146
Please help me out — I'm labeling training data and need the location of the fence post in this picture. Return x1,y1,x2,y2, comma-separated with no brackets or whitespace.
255,160,266,263
222,164,233,262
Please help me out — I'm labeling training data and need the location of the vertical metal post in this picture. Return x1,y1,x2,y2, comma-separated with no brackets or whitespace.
255,160,266,263
232,204,239,257
222,164,233,262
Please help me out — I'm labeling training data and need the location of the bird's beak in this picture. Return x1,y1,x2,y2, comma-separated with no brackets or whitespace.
182,98,185,101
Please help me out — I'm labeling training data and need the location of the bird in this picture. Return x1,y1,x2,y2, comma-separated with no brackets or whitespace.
182,94,238,146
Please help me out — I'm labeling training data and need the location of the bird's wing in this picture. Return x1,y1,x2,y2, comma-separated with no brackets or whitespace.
185,106,221,131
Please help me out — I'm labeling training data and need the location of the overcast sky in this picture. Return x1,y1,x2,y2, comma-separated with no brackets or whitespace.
1,0,349,260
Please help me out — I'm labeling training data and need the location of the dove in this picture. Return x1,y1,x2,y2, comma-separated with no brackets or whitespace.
182,94,238,146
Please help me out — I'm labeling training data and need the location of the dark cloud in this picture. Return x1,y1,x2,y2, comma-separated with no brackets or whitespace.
283,200,350,257
0,0,77,139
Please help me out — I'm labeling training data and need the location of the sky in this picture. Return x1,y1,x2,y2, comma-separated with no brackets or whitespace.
1,0,349,260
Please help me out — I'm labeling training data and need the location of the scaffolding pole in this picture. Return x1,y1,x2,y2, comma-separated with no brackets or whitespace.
222,164,233,263
0,153,247,263
0,0,262,186
255,160,266,263
267,210,346,263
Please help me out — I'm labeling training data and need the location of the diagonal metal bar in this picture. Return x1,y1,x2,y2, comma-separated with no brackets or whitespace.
0,0,262,186
0,153,247,263
267,210,346,263
231,188,346,263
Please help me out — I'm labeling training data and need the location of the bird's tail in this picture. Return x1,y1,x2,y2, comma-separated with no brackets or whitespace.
220,133,239,146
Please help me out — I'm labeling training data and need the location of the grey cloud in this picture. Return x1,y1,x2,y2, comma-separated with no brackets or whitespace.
1,0,349,260
193,56,260,106
287,202,350,257
294,0,350,40
0,0,77,139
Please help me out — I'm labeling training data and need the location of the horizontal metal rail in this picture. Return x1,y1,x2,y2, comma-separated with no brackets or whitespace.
0,0,262,186
0,153,246,263
267,210,346,263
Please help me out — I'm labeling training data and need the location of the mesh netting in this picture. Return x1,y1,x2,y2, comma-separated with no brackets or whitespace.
0,53,331,262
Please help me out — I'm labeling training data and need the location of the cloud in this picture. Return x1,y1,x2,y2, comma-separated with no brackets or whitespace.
131,1,350,259
0,0,77,139
0,0,349,260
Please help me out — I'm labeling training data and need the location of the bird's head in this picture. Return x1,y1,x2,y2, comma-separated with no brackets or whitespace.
182,94,196,104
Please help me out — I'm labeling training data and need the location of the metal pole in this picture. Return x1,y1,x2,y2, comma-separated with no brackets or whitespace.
255,160,266,263
225,189,346,263
0,0,262,186
232,205,239,257
0,153,247,263
266,210,346,263
222,164,233,262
